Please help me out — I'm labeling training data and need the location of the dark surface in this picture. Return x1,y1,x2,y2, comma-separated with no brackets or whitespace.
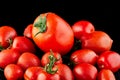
0,0,119,80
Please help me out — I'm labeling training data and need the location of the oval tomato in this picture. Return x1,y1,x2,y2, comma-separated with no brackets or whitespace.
0,26,17,50
81,31,113,54
72,20,95,39
4,64,24,80
32,12,74,55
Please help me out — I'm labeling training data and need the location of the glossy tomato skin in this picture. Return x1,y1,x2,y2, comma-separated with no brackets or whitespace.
12,36,36,54
97,69,116,80
32,12,74,55
73,63,98,80
0,48,21,68
4,64,24,80
17,52,40,71
23,24,33,39
72,20,95,39
24,66,43,80
97,50,120,72
0,26,17,49
53,63,74,80
81,31,113,54
70,49,98,65
41,51,62,67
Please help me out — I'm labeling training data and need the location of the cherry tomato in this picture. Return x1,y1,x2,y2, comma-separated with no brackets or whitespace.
12,36,36,54
0,26,17,50
72,20,95,39
17,52,40,71
23,24,33,39
97,69,116,80
0,48,21,68
73,63,98,80
97,50,120,72
81,31,113,54
41,50,62,67
24,66,43,80
70,49,98,65
32,12,74,55
4,64,24,80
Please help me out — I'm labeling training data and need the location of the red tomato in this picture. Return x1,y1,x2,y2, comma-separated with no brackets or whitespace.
81,31,113,54
72,20,95,39
73,63,98,80
23,24,33,39
32,12,74,55
24,66,43,80
97,50,120,72
0,48,21,68
97,69,116,80
0,26,17,49
70,49,98,65
12,36,36,54
41,50,62,67
4,64,24,80
17,52,40,71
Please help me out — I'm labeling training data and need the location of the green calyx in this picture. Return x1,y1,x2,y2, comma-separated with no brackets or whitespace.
44,49,58,74
34,15,47,37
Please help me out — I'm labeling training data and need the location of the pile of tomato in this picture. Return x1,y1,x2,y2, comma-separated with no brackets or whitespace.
0,12,120,80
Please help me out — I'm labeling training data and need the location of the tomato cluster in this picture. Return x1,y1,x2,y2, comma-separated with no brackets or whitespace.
0,12,120,80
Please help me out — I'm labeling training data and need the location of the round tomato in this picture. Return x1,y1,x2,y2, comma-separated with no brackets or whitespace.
17,52,40,71
73,63,98,80
32,12,74,55
97,50,120,72
0,26,17,50
0,48,21,68
72,20,95,39
70,49,98,65
81,31,113,54
4,64,24,80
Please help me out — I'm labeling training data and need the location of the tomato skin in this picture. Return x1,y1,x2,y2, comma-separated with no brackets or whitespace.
97,69,116,80
17,52,40,71
0,48,21,68
81,31,113,54
73,63,98,80
32,12,74,55
97,50,120,72
0,26,17,49
23,24,33,39
53,63,74,80
41,51,62,67
72,20,95,39
12,36,36,54
24,67,43,80
4,64,24,80
70,49,98,65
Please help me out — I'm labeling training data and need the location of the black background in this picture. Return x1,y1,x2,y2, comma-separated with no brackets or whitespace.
0,0,119,80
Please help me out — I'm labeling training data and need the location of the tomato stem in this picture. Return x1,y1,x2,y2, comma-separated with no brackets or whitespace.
34,15,47,37
0,45,4,51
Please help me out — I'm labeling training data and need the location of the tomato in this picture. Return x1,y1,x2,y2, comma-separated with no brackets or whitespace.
81,31,113,54
12,36,36,54
97,50,120,72
23,24,33,39
41,50,62,67
24,66,43,80
32,12,74,55
72,20,95,39
70,49,98,65
97,69,116,80
73,63,98,80
0,48,21,68
4,64,24,80
17,52,40,71
0,26,17,50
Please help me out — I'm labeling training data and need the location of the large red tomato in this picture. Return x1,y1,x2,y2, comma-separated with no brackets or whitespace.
32,12,74,55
